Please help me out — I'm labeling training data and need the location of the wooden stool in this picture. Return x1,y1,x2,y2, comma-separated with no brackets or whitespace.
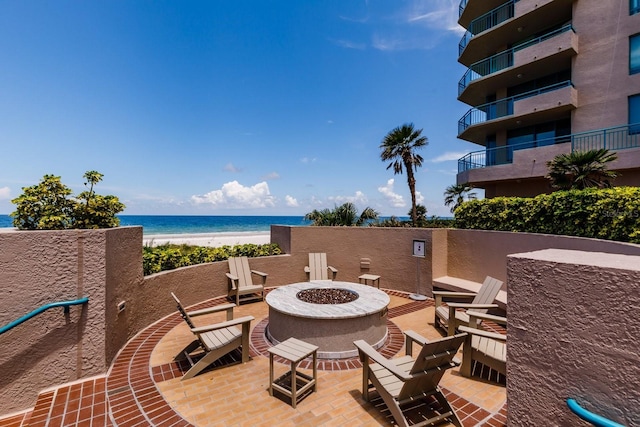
268,337,318,408
359,274,381,288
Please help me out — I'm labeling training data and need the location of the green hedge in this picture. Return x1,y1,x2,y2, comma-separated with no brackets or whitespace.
454,187,640,243
143,243,282,276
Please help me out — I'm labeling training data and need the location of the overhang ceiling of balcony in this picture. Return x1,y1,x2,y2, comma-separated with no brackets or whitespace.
458,0,573,66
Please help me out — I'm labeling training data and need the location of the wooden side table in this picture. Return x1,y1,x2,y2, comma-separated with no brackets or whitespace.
268,337,318,408
358,274,381,288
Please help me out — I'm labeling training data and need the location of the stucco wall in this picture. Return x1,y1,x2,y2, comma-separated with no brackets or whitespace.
572,1,640,132
0,226,141,413
446,229,640,286
3,225,640,416
507,249,640,426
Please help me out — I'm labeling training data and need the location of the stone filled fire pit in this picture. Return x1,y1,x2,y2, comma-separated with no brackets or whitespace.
296,288,358,304
265,281,390,359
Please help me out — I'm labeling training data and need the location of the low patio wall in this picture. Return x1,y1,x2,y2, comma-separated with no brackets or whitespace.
507,249,640,426
2,225,640,416
0,226,142,414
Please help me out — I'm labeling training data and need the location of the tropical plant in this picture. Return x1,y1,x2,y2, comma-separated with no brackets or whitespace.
546,149,618,190
380,123,428,226
11,171,125,230
454,187,640,243
411,204,428,226
304,202,379,226
143,242,282,276
444,183,477,214
73,171,125,229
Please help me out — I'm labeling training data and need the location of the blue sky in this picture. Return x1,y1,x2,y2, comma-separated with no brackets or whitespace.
0,0,482,217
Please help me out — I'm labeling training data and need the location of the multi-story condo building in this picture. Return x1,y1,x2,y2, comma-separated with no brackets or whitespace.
456,0,640,197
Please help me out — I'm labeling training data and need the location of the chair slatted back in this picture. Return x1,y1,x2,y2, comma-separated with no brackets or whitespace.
308,253,329,280
228,256,253,288
399,334,466,401
171,292,196,329
472,276,503,314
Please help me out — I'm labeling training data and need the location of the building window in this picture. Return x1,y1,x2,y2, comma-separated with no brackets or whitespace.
632,0,640,15
630,94,640,134
631,34,640,75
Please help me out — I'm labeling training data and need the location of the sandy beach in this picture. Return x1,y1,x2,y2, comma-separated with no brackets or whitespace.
142,231,271,248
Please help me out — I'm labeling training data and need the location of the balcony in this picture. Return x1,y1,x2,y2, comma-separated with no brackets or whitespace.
458,24,577,104
458,81,577,144
459,0,574,66
458,123,640,175
458,1,516,56
458,0,506,28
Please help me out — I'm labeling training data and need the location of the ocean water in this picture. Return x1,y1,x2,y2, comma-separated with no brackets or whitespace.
0,214,310,235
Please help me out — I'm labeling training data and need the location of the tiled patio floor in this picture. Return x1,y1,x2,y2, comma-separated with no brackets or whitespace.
0,289,506,427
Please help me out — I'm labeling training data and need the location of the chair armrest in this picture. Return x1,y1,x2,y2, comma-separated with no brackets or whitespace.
354,340,411,381
459,325,507,341
328,266,338,273
432,291,477,298
467,311,507,325
191,315,255,334
404,330,428,357
446,302,499,309
250,270,268,278
226,273,239,290
188,303,236,318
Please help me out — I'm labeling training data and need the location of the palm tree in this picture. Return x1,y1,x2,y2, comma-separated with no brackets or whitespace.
304,202,379,226
380,123,428,226
444,184,476,214
546,149,618,190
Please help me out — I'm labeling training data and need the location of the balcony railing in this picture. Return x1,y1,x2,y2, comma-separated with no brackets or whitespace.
458,24,575,96
457,123,640,173
459,0,469,18
458,80,573,135
459,0,517,55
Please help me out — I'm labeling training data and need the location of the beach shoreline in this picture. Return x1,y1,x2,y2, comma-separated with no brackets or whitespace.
142,231,271,248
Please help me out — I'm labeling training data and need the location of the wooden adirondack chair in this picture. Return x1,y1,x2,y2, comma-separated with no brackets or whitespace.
171,292,254,380
354,332,467,427
459,311,507,383
433,276,503,335
226,256,267,305
304,253,337,281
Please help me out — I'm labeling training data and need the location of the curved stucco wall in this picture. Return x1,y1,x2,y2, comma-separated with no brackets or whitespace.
2,225,640,416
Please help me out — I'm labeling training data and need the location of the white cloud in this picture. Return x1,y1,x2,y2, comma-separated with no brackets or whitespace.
285,195,299,207
262,172,280,180
330,38,367,50
329,190,368,205
0,187,10,199
377,179,406,207
415,190,425,204
405,0,465,35
431,151,467,162
300,157,317,164
191,181,275,209
224,163,241,173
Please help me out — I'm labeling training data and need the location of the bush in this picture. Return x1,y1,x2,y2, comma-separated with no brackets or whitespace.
143,242,282,276
11,171,124,230
455,187,640,243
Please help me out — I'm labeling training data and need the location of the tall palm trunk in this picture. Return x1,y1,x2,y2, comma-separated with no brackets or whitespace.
406,166,417,226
